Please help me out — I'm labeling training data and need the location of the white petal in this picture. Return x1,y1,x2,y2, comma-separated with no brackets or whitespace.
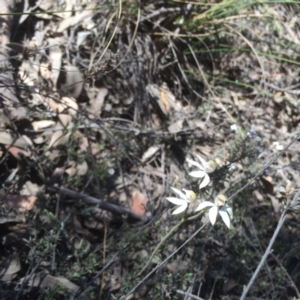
195,201,214,211
224,204,233,219
209,206,218,225
170,187,186,199
172,203,188,214
199,174,210,189
189,170,206,178
186,158,204,170
166,197,186,205
219,209,231,229
196,155,208,169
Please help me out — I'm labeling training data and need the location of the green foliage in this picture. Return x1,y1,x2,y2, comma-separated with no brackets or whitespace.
94,163,109,180
42,284,68,300
23,228,60,263
68,252,100,278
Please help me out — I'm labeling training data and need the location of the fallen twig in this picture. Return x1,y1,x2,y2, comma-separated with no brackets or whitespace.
50,186,148,221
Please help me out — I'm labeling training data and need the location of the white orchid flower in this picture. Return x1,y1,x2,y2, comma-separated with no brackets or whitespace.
186,155,217,189
166,187,196,215
195,194,233,229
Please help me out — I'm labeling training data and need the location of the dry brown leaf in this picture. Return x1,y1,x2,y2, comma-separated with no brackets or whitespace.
267,194,281,213
261,176,274,194
18,0,30,24
167,258,188,272
58,114,73,126
1,192,37,211
60,97,78,115
20,181,40,196
45,97,61,111
22,135,34,147
65,164,77,176
65,161,77,177
0,109,10,126
19,272,80,295
32,120,55,131
90,88,108,117
2,103,27,120
0,215,25,224
5,168,19,183
33,136,45,144
168,119,183,133
31,93,44,106
56,0,73,18
274,91,283,103
79,136,89,153
38,0,52,13
0,132,31,149
141,145,160,162
5,145,31,160
64,65,84,99
39,61,53,87
45,97,78,115
76,161,88,176
38,0,72,18
48,130,70,148
57,1,96,32
223,278,238,294
147,83,183,121
0,254,21,281
110,275,121,291
48,114,73,148
253,189,264,202
131,190,148,215
146,83,168,117
76,31,91,49
52,167,65,177
47,38,63,88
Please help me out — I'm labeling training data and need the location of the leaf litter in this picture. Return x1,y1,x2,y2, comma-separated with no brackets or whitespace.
0,0,300,299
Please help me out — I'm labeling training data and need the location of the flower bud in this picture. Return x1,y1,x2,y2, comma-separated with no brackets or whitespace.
183,189,197,201
215,194,227,206
206,160,217,173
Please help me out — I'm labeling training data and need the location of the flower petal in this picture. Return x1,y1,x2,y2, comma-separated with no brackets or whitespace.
199,174,210,189
219,209,231,229
224,204,233,219
170,187,186,199
195,201,214,211
189,170,207,178
166,197,186,205
172,203,188,214
209,205,218,225
186,158,204,170
196,155,208,169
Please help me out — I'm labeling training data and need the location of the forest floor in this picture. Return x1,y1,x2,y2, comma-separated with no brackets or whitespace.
0,0,300,299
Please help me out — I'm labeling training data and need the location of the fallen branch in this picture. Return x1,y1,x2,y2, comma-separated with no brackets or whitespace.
50,186,148,221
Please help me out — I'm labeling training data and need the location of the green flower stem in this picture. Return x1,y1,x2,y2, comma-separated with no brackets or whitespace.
137,210,205,276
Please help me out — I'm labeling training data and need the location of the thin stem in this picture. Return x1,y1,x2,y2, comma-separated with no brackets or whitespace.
137,218,185,276
137,209,205,276
227,133,300,204
121,221,209,300
240,189,300,299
